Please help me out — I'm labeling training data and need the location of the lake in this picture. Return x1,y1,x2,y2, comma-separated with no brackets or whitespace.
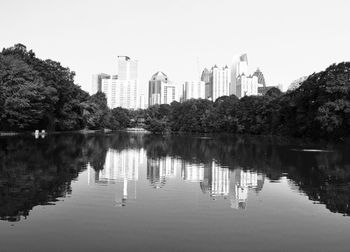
0,132,350,251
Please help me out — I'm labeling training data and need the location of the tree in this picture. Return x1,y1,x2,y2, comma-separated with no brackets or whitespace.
0,54,55,130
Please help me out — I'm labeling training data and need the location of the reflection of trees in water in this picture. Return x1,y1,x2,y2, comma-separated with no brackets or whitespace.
0,134,88,221
1,132,350,221
142,134,350,216
0,132,148,221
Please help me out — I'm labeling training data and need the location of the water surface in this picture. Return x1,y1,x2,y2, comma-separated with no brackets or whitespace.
0,133,350,251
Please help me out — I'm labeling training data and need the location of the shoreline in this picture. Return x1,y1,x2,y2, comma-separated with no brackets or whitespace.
1,130,349,145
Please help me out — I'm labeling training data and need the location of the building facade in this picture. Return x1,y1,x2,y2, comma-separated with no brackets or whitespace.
100,56,139,109
182,81,205,101
101,77,138,109
201,68,212,100
236,74,258,98
200,66,231,101
148,71,176,106
212,65,231,101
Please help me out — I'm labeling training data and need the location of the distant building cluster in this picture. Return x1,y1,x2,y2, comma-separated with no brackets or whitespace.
201,54,271,100
92,53,280,109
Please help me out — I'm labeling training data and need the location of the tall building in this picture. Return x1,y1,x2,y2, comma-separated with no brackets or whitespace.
182,81,205,101
230,54,249,96
200,66,230,101
91,73,110,94
212,65,231,101
236,74,259,98
101,56,138,109
148,71,176,106
252,68,266,87
102,77,138,109
201,68,212,99
117,56,138,80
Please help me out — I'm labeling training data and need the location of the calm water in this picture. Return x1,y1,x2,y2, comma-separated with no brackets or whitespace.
0,133,350,251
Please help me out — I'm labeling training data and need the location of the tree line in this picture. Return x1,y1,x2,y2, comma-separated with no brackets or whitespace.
140,63,350,139
0,44,129,131
1,44,350,139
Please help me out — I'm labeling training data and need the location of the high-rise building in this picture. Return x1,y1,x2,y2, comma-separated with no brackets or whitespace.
201,68,212,99
117,56,138,80
102,77,138,109
252,68,266,87
91,73,110,94
230,54,249,96
212,65,231,101
148,71,176,106
200,66,231,101
182,81,205,101
236,74,259,98
101,56,138,109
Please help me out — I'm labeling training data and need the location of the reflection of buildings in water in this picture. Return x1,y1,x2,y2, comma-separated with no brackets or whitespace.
181,163,205,182
88,148,146,206
200,161,264,209
200,162,230,197
230,169,264,209
147,157,179,188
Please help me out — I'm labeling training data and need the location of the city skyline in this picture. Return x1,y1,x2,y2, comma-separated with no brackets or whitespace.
1,0,349,97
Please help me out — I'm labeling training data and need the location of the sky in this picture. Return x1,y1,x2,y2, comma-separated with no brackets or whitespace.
1,0,350,95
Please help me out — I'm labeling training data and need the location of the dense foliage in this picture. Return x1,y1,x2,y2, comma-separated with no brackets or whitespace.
0,44,128,131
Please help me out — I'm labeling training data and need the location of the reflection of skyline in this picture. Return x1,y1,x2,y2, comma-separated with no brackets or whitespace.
181,163,205,182
199,161,264,209
2,133,350,222
88,148,146,206
147,157,179,188
145,156,264,209
230,169,264,209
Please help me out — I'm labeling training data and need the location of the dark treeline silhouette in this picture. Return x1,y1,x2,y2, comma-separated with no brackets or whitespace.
1,133,350,220
0,44,131,131
141,61,350,139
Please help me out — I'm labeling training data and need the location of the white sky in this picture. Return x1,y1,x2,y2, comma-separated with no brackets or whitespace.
1,0,350,94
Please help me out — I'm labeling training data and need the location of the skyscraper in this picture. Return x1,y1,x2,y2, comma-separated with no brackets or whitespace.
101,56,139,109
201,68,212,99
200,66,230,101
252,68,266,87
117,56,138,80
230,54,248,96
236,74,259,98
212,65,231,101
148,71,177,106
